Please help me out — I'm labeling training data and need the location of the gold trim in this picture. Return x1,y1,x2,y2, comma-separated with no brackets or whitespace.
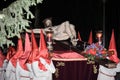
54,62,65,78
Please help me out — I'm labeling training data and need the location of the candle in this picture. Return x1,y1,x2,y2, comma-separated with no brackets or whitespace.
96,32,102,38
47,32,52,42
96,31,103,45
46,31,53,42
45,29,54,52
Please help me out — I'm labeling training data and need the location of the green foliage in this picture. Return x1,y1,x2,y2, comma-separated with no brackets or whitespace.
0,0,43,48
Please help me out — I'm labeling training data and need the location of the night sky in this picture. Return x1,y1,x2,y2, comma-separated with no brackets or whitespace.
0,0,120,57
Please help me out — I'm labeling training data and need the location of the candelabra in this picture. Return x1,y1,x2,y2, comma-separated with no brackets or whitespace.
45,28,54,53
96,30,103,45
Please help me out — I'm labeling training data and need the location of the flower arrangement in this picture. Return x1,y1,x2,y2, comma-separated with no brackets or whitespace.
82,42,115,74
83,43,114,64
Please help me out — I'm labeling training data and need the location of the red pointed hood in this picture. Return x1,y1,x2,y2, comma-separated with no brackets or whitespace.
39,30,49,59
88,30,93,44
39,30,47,50
17,37,23,51
37,29,50,71
6,46,16,60
78,31,82,41
13,37,23,58
25,32,31,52
11,37,24,67
31,31,38,51
109,29,120,63
27,31,39,63
19,33,31,70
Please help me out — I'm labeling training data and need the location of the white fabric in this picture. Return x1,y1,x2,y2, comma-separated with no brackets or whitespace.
115,62,120,72
31,57,55,80
49,21,76,40
26,63,47,80
26,63,33,72
97,63,120,80
0,59,8,80
50,21,78,46
5,61,16,80
16,61,33,80
39,57,56,73
2,59,8,71
26,63,38,80
0,68,5,80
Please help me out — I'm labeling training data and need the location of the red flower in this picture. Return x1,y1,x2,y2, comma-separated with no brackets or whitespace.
86,48,96,55
101,49,107,54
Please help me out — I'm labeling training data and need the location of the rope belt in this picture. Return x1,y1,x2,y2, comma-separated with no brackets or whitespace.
99,71,115,77
20,76,33,80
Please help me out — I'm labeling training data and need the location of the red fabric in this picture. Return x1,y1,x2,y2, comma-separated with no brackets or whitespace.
38,61,47,71
31,31,38,51
10,37,23,67
0,49,5,68
88,30,93,44
109,29,120,63
39,30,47,51
39,30,50,64
24,33,31,52
19,51,30,71
53,51,86,59
19,33,31,71
39,30,49,57
78,31,82,41
31,31,39,61
27,52,33,64
6,46,16,60
27,31,39,64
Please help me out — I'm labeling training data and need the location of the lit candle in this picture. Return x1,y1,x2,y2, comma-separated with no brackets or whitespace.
96,31,103,45
46,28,53,42
47,32,52,42
96,33,102,38
45,29,54,53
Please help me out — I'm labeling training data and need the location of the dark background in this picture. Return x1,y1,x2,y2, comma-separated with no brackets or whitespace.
0,0,120,58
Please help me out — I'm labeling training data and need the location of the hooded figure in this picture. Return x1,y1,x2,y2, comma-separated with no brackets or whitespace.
26,31,39,80
2,46,16,80
78,31,82,41
97,29,120,80
16,32,33,80
31,29,55,80
108,29,120,63
97,62,120,80
5,37,23,80
6,46,16,61
88,30,93,44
